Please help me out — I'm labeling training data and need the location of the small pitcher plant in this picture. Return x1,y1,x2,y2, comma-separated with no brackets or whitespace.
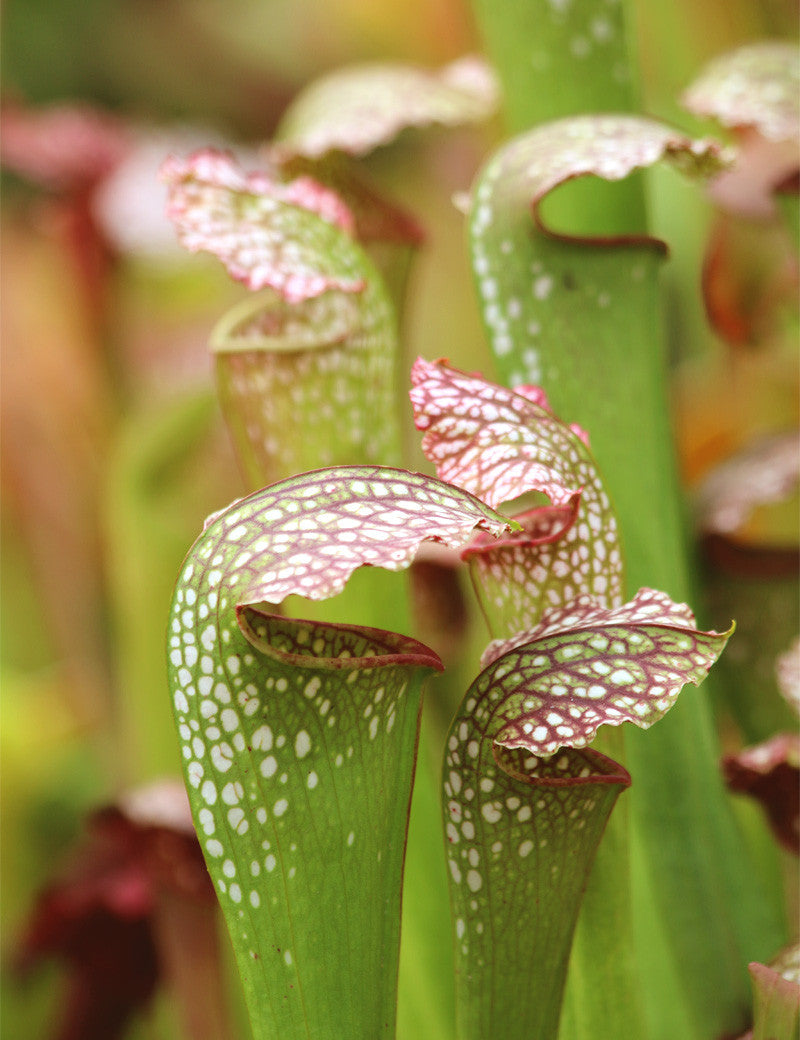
4,4,798,1038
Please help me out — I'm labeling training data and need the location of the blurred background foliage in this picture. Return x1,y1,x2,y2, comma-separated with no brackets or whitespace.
1,0,797,1037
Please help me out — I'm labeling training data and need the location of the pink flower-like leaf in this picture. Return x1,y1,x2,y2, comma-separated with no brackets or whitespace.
411,357,579,510
410,357,623,631
276,56,499,160
703,128,800,220
723,733,800,854
183,465,516,612
160,149,363,302
474,587,732,757
695,431,800,537
682,42,800,144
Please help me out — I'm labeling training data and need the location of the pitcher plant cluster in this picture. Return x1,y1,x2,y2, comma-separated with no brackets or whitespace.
155,36,799,1040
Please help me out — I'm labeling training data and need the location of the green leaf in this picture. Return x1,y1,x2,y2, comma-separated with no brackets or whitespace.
468,115,726,387
462,118,726,617
192,610,439,1040
470,0,636,132
275,56,499,160
210,275,401,486
106,389,243,781
465,107,783,1040
410,357,623,633
682,42,800,143
168,466,516,1039
467,9,787,1040
468,115,727,393
445,717,630,1040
